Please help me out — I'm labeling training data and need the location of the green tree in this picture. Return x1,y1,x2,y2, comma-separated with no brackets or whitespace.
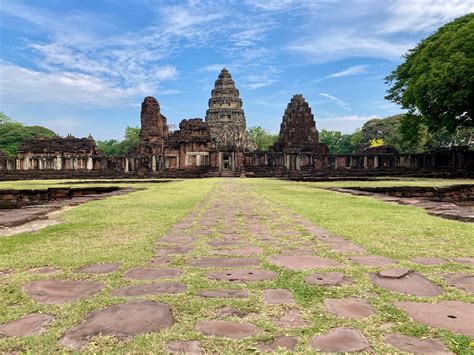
319,129,356,154
247,126,278,150
0,114,56,156
0,112,13,124
96,126,141,156
385,14,474,134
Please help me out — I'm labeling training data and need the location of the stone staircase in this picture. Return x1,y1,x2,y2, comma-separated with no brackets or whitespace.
220,170,236,178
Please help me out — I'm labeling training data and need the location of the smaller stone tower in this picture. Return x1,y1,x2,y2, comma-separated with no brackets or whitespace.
273,94,327,153
138,96,169,155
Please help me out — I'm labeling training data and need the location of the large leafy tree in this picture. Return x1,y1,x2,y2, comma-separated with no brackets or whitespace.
247,126,279,150
385,14,474,134
96,126,141,156
319,129,357,154
0,112,56,156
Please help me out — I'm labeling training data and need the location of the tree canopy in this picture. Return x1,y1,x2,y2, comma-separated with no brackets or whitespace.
0,112,57,156
385,13,474,134
247,126,279,150
96,126,140,156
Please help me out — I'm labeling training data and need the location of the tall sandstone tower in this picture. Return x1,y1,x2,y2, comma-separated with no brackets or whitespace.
205,68,256,151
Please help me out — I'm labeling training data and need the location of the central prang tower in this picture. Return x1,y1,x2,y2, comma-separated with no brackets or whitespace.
205,68,255,151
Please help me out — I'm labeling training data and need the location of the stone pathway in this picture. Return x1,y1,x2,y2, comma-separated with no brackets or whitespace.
1,179,473,352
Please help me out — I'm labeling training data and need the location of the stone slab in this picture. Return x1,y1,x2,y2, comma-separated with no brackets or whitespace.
207,269,277,282
123,268,181,280
264,289,295,305
167,340,202,354
196,320,259,339
112,282,187,297
198,290,248,298
211,247,263,256
454,257,474,267
371,271,442,296
441,273,474,294
323,298,374,319
304,272,352,286
348,255,396,266
189,257,259,268
149,256,173,266
395,301,474,336
60,301,173,349
410,257,447,266
23,280,104,304
384,333,450,354
268,255,343,270
156,246,193,255
0,313,54,337
310,328,370,352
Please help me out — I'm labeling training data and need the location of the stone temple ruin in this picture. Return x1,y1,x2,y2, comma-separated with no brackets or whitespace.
0,68,472,179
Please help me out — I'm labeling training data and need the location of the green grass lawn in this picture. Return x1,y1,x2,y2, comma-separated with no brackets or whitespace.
0,177,473,353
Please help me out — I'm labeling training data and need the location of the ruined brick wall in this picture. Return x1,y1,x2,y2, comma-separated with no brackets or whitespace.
17,136,98,157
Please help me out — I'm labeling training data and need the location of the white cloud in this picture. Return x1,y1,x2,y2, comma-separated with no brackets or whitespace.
326,64,369,78
318,114,379,133
290,30,414,62
379,0,474,34
245,0,322,11
198,64,227,72
320,92,351,111
0,62,150,107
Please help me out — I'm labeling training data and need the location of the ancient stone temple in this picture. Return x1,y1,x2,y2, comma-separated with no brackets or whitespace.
273,94,327,154
138,96,169,155
205,68,256,152
1,69,472,180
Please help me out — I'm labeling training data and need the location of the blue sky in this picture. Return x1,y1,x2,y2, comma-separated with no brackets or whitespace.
1,0,473,140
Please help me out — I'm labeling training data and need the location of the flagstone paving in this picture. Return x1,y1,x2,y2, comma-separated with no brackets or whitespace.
1,179,473,352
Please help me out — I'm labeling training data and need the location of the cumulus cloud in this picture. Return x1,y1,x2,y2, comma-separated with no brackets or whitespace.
379,0,474,34
0,62,150,106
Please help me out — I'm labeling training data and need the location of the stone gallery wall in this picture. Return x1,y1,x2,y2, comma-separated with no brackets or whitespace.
1,148,472,180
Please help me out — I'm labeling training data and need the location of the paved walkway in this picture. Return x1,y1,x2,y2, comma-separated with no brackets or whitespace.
1,179,473,352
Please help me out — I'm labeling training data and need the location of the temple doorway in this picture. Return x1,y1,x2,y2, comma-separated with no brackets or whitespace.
222,153,232,170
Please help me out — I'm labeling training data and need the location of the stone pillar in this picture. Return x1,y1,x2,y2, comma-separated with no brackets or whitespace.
363,156,368,168
196,154,201,167
152,155,157,172
87,157,93,170
374,156,379,168
24,157,30,170
124,158,129,173
296,155,301,171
